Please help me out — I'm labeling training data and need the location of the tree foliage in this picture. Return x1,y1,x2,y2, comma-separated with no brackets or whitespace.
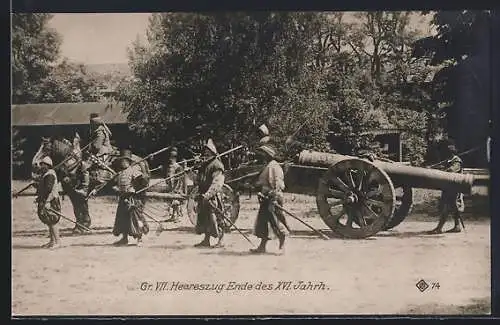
12,13,61,104
120,12,332,156
413,10,491,166
12,13,101,104
316,12,433,164
37,59,101,103
119,12,451,165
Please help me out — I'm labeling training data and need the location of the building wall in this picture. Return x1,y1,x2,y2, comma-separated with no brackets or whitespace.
328,132,402,162
374,133,402,162
12,124,137,179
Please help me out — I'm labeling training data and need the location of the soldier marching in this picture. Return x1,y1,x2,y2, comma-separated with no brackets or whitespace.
60,150,92,234
35,156,63,249
251,144,289,254
193,139,226,248
164,147,184,223
428,141,466,234
18,112,477,252
111,149,150,246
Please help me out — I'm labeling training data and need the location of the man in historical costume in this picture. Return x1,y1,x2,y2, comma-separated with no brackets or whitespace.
112,149,150,246
165,147,184,192
428,141,466,234
60,151,92,234
88,112,113,161
194,139,226,248
35,157,63,249
164,147,184,222
251,144,289,254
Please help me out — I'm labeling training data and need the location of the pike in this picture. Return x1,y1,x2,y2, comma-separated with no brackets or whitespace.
149,166,163,173
258,193,330,240
46,207,92,232
226,171,260,184
139,206,166,236
425,145,482,168
136,145,244,195
13,182,36,198
86,146,173,199
147,156,199,174
206,199,255,247
52,142,93,171
34,133,97,178
89,154,117,174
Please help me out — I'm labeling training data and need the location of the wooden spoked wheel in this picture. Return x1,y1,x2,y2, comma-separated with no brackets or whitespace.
383,186,413,230
186,184,240,233
316,158,396,239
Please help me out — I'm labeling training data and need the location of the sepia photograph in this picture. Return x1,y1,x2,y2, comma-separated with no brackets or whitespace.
11,10,492,316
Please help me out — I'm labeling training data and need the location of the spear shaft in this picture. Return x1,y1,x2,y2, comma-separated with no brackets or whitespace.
136,145,244,195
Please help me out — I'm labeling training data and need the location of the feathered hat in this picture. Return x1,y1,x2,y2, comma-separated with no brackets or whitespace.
205,138,218,155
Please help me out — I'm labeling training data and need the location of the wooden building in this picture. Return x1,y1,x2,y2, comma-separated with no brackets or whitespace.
328,129,403,162
11,102,141,179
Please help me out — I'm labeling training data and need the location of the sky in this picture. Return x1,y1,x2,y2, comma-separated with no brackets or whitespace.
48,13,151,65
48,12,434,66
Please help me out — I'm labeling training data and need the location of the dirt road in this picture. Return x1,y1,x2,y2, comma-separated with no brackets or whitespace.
11,184,491,316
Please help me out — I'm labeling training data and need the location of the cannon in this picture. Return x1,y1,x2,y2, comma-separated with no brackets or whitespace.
224,149,476,239
289,150,475,239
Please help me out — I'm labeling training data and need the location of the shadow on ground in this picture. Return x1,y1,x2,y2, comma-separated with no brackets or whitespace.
374,230,449,239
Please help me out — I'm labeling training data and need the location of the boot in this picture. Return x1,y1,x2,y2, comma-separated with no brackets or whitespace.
446,214,463,233
72,226,84,235
136,235,143,247
428,216,446,235
278,234,286,250
113,235,129,246
213,233,225,248
41,236,54,248
250,239,267,254
194,235,211,248
50,241,63,249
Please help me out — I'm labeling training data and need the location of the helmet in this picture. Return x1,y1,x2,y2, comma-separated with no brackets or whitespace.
41,156,53,167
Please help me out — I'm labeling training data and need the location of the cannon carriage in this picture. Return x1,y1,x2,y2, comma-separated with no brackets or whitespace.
145,167,241,231
220,149,476,239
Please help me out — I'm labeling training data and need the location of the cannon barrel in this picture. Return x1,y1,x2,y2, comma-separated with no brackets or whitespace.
297,150,474,195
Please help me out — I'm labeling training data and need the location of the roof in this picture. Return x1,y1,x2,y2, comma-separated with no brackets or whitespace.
12,102,129,126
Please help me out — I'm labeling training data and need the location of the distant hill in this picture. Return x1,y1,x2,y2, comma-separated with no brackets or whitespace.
86,63,131,77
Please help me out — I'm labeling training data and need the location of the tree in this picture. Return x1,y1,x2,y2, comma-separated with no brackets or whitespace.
312,12,433,164
120,12,332,155
413,10,492,166
12,13,62,104
328,70,381,156
37,59,101,103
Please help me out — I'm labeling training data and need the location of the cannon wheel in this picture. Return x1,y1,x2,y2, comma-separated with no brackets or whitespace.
186,184,241,233
316,158,396,239
384,186,413,230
